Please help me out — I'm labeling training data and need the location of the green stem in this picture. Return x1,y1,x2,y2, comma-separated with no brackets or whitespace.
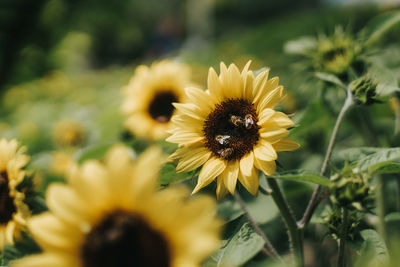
267,177,304,267
337,208,348,267
376,175,387,243
300,87,353,228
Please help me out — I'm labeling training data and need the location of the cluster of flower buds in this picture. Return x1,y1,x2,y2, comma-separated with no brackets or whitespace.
329,165,375,211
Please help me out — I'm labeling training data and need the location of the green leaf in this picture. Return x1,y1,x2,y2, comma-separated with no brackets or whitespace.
74,143,113,163
371,162,400,175
3,233,41,265
271,170,330,186
361,10,400,46
354,147,400,172
368,63,399,96
159,163,199,186
350,229,389,266
315,72,346,89
385,212,400,223
283,36,317,55
218,222,265,267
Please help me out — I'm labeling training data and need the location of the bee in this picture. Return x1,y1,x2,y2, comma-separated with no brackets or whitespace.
244,114,255,129
217,148,233,159
215,135,231,145
230,115,244,127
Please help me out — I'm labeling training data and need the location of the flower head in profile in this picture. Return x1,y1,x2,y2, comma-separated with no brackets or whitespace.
13,145,220,267
0,139,30,249
122,60,193,140
167,61,299,199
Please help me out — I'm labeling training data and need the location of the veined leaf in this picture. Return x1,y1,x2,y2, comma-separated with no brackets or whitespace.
315,72,346,89
349,229,389,266
218,222,264,267
370,162,400,175
270,171,330,186
361,10,400,46
354,147,400,172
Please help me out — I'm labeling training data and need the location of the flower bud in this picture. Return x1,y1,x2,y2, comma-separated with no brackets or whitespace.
349,76,378,105
329,165,374,211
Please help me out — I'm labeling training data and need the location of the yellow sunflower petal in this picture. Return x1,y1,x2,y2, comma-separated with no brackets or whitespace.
10,253,79,267
185,87,214,112
238,167,259,196
266,112,295,128
46,184,91,225
253,140,278,161
173,103,207,120
260,127,289,143
272,137,300,151
255,157,276,176
240,151,254,177
258,85,284,110
257,108,275,125
220,160,239,195
176,147,211,173
193,157,227,194
216,176,228,200
29,213,81,251
252,69,270,103
166,131,203,145
208,67,223,100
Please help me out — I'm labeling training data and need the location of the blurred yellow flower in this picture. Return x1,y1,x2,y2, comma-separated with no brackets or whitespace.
13,145,220,267
167,62,299,198
0,139,30,250
50,150,76,176
52,119,85,147
122,60,193,140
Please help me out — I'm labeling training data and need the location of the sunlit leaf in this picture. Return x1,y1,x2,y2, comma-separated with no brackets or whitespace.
315,72,346,89
283,36,317,55
361,10,400,46
349,229,389,266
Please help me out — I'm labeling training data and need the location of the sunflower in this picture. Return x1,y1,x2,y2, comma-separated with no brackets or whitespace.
0,139,30,250
122,60,193,140
12,145,220,267
52,119,85,147
167,61,299,199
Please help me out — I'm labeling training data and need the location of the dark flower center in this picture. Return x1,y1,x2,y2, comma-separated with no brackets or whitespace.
81,210,170,267
203,99,260,161
148,91,178,123
0,171,16,225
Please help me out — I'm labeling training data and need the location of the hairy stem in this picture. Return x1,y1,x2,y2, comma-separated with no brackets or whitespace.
337,208,348,267
299,87,353,228
267,177,304,267
234,192,283,262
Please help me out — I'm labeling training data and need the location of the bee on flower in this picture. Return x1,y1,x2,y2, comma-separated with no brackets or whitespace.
167,61,299,199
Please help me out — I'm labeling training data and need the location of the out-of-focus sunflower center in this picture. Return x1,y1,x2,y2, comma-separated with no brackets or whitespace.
203,99,260,161
148,90,178,123
81,209,170,267
0,171,16,225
